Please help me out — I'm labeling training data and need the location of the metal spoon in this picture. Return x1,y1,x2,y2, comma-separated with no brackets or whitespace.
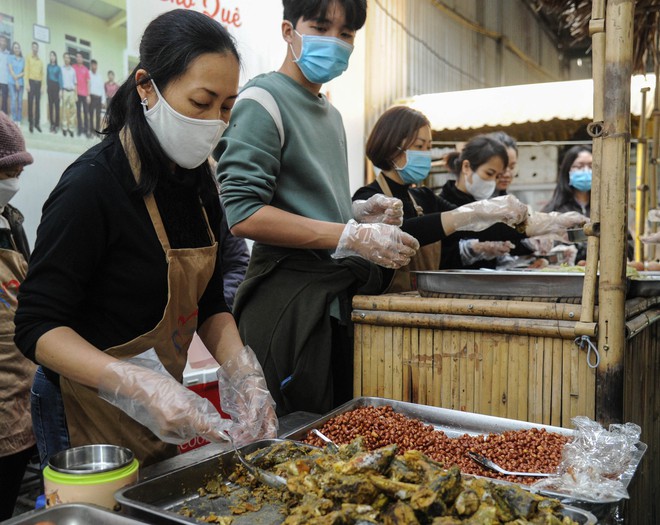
219,431,287,489
467,451,552,478
311,428,340,453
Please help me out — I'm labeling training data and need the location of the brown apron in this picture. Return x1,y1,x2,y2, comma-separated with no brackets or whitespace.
0,245,37,457
377,174,442,293
60,129,218,466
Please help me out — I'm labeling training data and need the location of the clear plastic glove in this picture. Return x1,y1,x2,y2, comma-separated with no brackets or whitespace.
525,211,588,238
217,345,278,446
647,209,660,222
352,194,404,226
459,239,515,265
98,360,233,445
443,195,528,233
332,219,420,269
521,235,555,255
641,231,660,244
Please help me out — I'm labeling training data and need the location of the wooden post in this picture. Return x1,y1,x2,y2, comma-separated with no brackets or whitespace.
597,0,635,426
581,0,606,325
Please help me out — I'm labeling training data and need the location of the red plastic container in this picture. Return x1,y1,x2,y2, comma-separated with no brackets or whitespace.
177,366,231,454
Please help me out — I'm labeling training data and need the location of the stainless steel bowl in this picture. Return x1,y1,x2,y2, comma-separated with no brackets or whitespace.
49,444,135,475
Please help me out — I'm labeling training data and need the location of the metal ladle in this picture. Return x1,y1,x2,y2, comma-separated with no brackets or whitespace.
311,428,339,453
467,451,553,478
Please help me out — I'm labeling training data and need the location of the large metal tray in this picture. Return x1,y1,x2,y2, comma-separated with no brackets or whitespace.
414,269,591,298
115,432,597,525
628,271,660,297
282,397,646,506
3,503,148,525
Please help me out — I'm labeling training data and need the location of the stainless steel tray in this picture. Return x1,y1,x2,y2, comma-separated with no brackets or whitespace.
3,503,148,525
116,438,289,524
628,271,660,297
282,397,646,506
414,269,591,298
115,432,597,525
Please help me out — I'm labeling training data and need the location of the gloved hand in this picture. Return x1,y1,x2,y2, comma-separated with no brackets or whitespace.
217,345,278,446
332,219,420,269
525,211,588,238
443,195,529,233
352,194,404,226
641,231,660,244
647,209,660,222
98,360,234,445
521,235,555,255
459,239,515,265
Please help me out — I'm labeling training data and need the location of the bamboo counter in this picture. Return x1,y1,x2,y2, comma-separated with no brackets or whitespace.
352,293,660,524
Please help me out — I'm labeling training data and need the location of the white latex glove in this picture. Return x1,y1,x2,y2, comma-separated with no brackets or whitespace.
443,194,529,233
525,211,588,238
459,239,515,265
641,231,660,244
332,219,420,269
352,194,404,226
217,345,278,446
98,360,234,445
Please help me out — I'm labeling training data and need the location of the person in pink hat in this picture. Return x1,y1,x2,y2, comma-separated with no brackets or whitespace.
0,111,36,520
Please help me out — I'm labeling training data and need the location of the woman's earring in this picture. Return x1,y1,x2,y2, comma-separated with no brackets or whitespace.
141,98,148,109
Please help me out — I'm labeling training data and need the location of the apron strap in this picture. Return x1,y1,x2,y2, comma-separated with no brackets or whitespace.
377,173,424,217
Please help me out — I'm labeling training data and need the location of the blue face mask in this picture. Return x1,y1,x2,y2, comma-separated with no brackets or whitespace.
395,150,432,184
291,30,354,84
569,169,592,192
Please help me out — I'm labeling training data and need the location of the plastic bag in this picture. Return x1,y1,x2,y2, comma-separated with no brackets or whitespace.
531,416,642,501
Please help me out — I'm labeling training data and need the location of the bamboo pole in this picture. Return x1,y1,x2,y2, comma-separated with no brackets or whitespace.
353,295,585,321
351,310,594,338
597,0,635,427
581,0,606,326
650,53,660,261
634,87,651,261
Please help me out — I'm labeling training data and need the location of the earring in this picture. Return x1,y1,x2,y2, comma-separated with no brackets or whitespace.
141,98,148,109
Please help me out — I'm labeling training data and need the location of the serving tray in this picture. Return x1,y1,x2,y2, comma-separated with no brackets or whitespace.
4,503,148,525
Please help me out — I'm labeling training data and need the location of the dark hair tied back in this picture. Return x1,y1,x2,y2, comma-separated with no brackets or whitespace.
103,9,240,200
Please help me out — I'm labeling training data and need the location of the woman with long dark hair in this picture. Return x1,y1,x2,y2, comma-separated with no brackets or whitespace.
15,9,276,468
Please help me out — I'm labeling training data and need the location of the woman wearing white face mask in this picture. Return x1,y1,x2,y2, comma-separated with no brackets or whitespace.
353,107,529,291
14,9,277,470
438,134,538,270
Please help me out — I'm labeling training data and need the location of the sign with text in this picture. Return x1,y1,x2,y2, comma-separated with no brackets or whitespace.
127,0,284,84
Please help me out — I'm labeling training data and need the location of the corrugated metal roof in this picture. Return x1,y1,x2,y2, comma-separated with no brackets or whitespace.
397,74,656,141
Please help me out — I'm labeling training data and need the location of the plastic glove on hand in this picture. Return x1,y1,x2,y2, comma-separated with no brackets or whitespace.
448,194,529,233
352,194,404,226
332,219,420,269
525,211,588,238
217,345,278,447
641,231,660,244
98,360,234,445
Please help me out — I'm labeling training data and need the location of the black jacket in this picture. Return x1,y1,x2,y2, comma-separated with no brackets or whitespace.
0,204,30,261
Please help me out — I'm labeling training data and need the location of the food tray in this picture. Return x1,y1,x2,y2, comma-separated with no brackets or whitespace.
3,503,148,525
414,269,591,298
628,271,660,297
282,397,646,506
115,434,597,525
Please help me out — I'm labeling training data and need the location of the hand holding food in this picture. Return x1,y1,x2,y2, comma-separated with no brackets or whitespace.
444,194,529,233
217,345,278,446
460,239,515,264
333,219,420,269
98,360,235,445
525,211,588,238
352,194,404,226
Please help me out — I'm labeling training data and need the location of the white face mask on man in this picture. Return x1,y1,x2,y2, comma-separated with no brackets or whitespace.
0,178,20,209
465,171,496,200
142,80,228,169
